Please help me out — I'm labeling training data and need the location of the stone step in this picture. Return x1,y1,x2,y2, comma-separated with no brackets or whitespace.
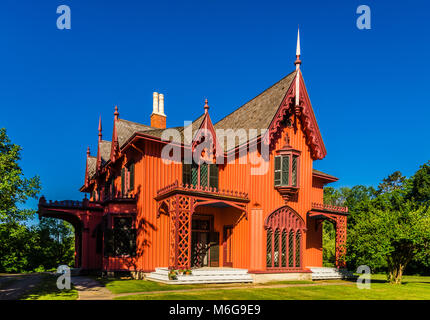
154,267,250,276
147,267,253,284
307,267,355,280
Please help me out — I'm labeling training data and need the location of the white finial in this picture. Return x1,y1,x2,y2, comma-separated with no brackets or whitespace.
295,27,301,70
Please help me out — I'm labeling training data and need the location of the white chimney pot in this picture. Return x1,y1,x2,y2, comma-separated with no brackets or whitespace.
159,93,165,116
153,92,159,114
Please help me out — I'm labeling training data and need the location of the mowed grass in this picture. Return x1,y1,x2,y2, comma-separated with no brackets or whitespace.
115,275,430,300
21,274,78,300
97,276,313,294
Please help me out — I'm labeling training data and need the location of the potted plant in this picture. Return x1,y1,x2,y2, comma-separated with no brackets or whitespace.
184,269,192,275
168,269,178,280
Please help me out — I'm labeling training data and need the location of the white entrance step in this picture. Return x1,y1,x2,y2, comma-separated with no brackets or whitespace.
146,267,254,284
308,267,355,280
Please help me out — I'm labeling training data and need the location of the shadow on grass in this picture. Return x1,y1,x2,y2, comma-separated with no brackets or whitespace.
20,274,78,300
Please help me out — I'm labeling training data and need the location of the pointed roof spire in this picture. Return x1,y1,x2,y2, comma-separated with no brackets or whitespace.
114,105,119,121
98,116,102,142
204,98,209,114
295,27,301,70
87,146,90,157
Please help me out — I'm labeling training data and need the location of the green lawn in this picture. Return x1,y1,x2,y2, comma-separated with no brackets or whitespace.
21,274,78,300
97,276,313,294
115,275,430,300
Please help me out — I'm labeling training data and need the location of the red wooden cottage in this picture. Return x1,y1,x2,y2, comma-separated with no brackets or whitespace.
38,31,348,282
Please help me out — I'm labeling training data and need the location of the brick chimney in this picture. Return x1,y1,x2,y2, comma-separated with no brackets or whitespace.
151,92,166,129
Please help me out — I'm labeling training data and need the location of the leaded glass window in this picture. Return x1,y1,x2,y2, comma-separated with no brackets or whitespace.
274,229,280,267
288,230,294,268
281,230,287,267
296,231,301,267
266,229,272,267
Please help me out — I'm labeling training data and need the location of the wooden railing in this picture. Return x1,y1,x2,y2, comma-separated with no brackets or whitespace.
39,196,84,208
311,202,348,213
157,180,249,199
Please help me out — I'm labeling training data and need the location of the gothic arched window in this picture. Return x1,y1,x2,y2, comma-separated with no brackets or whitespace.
265,206,305,270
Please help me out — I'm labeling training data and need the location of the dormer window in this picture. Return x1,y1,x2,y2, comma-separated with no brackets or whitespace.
274,134,301,202
183,161,219,189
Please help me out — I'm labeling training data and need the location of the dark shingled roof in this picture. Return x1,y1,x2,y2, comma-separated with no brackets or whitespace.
214,71,296,133
94,70,297,159
99,140,111,165
117,119,153,147
133,113,206,144
87,156,97,179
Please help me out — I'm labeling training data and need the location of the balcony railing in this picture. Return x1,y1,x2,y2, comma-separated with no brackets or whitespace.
156,180,249,201
39,196,85,208
311,202,348,214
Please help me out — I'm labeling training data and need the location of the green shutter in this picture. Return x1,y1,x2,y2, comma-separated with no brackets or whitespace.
129,163,135,190
274,156,281,186
121,167,125,196
292,155,298,187
200,163,208,188
191,162,198,186
183,163,191,185
281,155,290,186
209,164,219,189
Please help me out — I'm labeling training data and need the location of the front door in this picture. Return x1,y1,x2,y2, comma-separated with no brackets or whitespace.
223,225,233,267
191,215,211,268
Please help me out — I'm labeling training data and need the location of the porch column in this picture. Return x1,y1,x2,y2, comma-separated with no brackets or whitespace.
249,207,264,271
334,215,347,268
168,195,194,269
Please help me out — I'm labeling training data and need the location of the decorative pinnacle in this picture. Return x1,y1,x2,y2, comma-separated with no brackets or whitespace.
204,98,209,113
295,27,301,69
98,116,102,141
87,146,90,157
114,105,119,120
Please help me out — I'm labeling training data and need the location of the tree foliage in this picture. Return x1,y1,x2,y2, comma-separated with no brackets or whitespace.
0,128,74,272
0,218,75,273
0,128,41,222
324,165,430,284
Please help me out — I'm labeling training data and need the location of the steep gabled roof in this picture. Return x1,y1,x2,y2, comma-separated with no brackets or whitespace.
99,140,111,166
128,113,206,144
214,71,296,133
87,156,97,179
116,119,153,148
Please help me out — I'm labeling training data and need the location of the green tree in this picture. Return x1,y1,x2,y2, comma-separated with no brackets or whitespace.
408,161,430,204
36,218,75,268
377,171,406,194
348,199,430,284
0,128,41,222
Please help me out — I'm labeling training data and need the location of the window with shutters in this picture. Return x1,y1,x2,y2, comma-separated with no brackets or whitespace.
121,162,135,197
274,145,301,201
183,161,219,189
274,154,300,187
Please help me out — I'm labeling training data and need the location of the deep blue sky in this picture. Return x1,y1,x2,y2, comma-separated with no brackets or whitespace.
0,0,429,212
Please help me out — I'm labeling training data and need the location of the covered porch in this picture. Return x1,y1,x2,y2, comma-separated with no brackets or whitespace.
37,196,104,271
308,202,349,268
155,180,250,270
